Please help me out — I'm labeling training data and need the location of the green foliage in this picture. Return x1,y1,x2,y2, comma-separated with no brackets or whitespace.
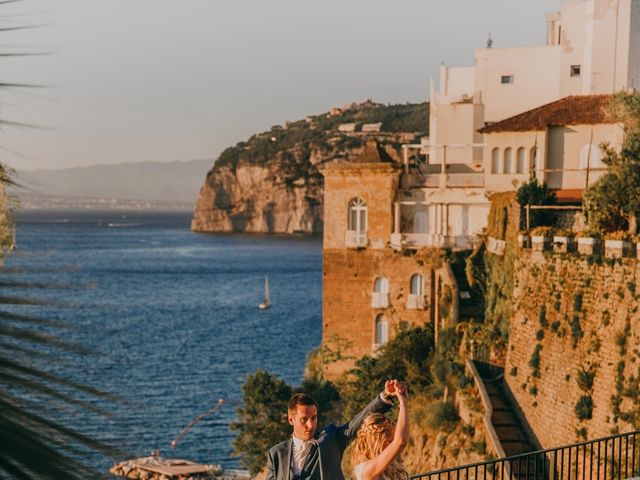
516,175,557,229
575,395,594,421
341,326,435,419
231,370,293,475
529,344,543,378
424,401,458,431
573,292,583,312
584,92,640,234
538,305,548,328
570,314,584,348
529,385,538,396
535,329,545,341
577,366,596,392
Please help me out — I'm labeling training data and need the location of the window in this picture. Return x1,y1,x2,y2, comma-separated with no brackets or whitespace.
501,75,514,84
372,277,390,309
503,148,513,174
346,198,368,247
491,148,500,174
375,314,389,345
348,197,367,233
410,274,423,296
571,65,581,77
516,147,526,174
407,274,425,310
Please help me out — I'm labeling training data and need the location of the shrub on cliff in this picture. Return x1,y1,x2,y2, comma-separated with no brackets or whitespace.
516,175,557,230
340,326,435,419
584,92,640,234
231,370,293,475
231,370,342,475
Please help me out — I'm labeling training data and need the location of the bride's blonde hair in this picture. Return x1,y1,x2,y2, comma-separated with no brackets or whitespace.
351,413,409,480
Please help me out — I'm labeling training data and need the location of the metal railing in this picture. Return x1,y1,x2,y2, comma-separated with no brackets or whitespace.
411,430,640,480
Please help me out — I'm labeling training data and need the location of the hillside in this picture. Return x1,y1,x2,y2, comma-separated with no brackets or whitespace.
192,101,428,233
15,159,212,205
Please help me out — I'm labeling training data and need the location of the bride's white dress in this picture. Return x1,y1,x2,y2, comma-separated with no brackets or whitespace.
354,462,380,480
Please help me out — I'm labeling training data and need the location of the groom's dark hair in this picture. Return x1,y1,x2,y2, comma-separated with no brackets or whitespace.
288,393,318,413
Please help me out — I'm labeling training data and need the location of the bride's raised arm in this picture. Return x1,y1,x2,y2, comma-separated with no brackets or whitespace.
360,384,409,480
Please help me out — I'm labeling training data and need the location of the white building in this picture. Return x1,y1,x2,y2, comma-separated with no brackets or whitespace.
394,0,638,249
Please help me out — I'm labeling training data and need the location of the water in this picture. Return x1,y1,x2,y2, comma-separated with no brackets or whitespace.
4,210,322,472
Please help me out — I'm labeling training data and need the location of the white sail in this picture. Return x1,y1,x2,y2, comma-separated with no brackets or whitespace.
264,277,270,303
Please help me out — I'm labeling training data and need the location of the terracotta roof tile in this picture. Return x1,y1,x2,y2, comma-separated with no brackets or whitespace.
478,95,618,134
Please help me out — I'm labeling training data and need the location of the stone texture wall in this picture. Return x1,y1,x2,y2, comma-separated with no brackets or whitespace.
323,248,434,378
506,252,640,447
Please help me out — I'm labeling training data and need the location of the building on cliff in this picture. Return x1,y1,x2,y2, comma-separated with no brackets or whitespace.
320,0,634,378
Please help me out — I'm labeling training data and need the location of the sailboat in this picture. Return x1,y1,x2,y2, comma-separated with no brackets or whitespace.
258,276,271,310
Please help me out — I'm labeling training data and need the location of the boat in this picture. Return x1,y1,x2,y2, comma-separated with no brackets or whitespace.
258,276,270,310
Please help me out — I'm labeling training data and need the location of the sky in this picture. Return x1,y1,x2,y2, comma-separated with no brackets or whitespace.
0,0,562,171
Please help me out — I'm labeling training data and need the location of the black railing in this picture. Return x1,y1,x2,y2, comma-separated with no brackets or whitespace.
411,430,640,480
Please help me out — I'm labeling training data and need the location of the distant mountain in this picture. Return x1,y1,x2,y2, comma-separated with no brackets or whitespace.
14,159,213,204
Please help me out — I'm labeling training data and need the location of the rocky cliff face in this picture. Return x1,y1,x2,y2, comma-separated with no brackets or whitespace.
192,153,326,233
192,102,428,233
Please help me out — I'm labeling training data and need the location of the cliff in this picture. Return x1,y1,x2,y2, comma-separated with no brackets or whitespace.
191,102,428,233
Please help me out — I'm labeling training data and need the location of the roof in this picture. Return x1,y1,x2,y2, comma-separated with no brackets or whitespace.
353,139,396,163
478,95,618,134
553,188,583,204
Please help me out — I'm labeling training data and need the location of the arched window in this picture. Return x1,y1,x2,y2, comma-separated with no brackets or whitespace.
529,147,537,171
374,277,389,294
375,314,389,345
503,148,513,174
348,198,367,234
372,277,390,308
410,274,423,296
516,147,526,174
491,148,500,174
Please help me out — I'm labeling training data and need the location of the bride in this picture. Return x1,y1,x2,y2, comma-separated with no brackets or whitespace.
351,381,409,480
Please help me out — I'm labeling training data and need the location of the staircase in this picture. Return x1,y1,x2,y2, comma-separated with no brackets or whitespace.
475,362,537,458
451,252,484,323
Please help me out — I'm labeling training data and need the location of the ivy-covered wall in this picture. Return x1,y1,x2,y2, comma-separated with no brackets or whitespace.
506,252,640,447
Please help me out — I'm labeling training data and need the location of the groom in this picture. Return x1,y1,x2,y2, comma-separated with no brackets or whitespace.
265,380,402,480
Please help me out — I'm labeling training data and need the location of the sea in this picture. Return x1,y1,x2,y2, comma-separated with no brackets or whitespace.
4,209,323,473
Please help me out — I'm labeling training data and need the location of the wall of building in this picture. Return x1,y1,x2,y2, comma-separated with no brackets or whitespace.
506,252,640,447
322,248,434,378
322,163,400,250
483,131,542,192
629,0,640,88
429,103,484,164
475,46,562,123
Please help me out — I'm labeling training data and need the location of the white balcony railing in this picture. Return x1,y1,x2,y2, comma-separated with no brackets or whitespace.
371,292,389,309
402,173,484,188
345,230,368,248
391,233,479,250
406,294,425,310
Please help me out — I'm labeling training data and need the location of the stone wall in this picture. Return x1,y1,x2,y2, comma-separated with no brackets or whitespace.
323,248,435,378
506,252,640,447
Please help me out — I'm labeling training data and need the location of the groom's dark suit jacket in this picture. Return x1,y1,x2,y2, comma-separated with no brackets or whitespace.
265,395,391,480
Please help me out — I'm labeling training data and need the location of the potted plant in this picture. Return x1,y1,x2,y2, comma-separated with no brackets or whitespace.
517,230,531,249
553,228,575,253
604,230,633,258
575,229,602,256
530,226,555,251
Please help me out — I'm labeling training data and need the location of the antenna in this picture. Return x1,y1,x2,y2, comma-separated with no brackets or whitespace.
487,33,493,49
171,398,224,449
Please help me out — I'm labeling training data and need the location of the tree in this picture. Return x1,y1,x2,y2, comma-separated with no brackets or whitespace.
231,370,293,475
584,92,640,234
515,174,557,230
340,326,434,419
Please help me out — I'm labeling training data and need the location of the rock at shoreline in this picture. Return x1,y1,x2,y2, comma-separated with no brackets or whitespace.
110,455,250,480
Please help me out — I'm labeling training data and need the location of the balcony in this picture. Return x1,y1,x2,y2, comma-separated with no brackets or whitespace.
402,173,485,189
345,230,368,248
406,294,426,310
391,232,479,250
371,292,389,309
